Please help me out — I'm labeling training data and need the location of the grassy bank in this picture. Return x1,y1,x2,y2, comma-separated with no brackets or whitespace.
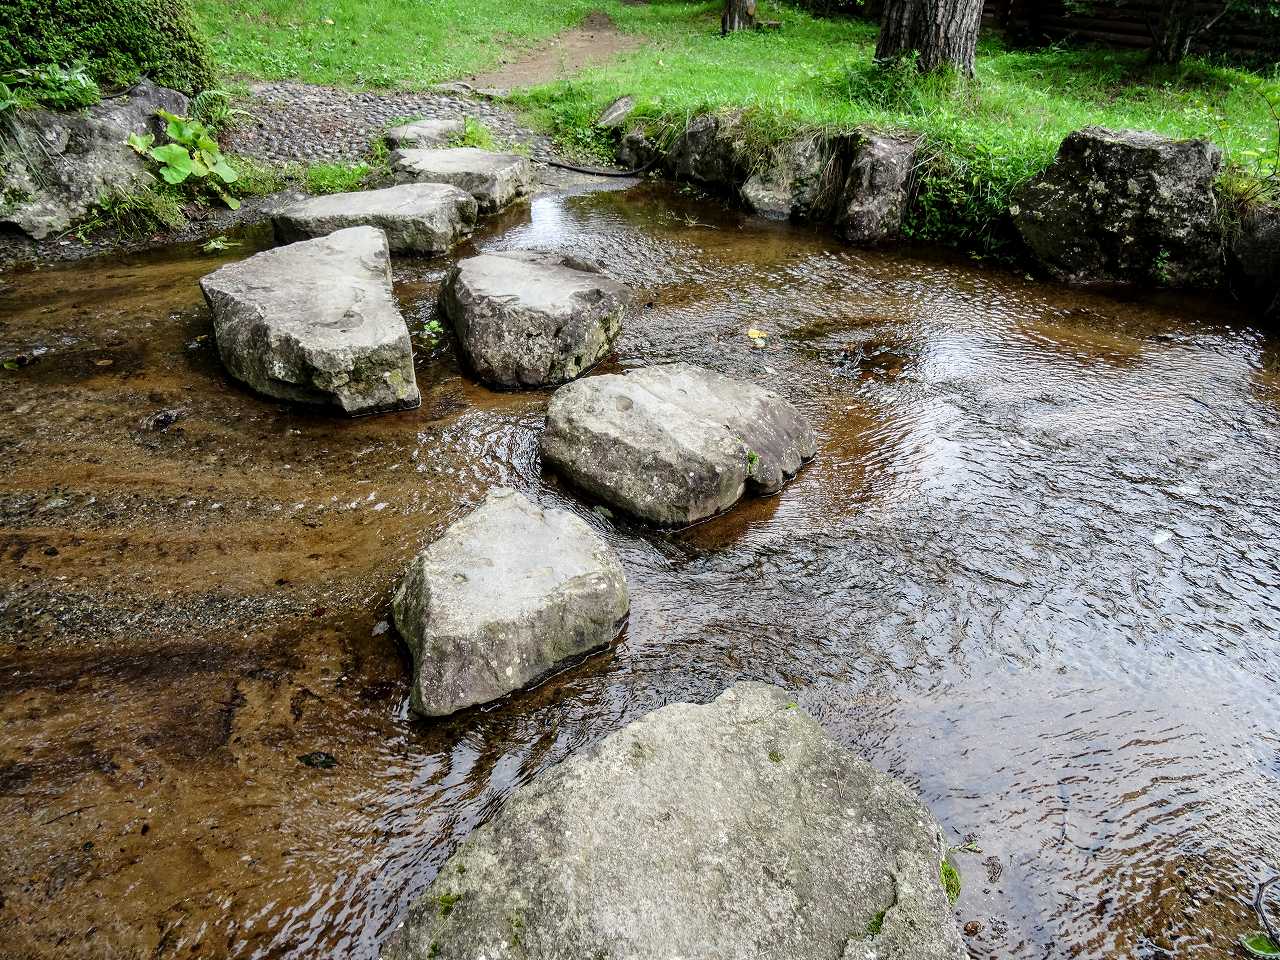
195,0,1279,251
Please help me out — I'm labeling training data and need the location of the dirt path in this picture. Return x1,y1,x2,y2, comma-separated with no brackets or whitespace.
464,11,645,91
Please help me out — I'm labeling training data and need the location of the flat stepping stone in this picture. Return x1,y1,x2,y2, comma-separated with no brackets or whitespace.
199,226,420,416
389,147,533,214
381,683,966,960
541,363,816,525
441,250,630,388
384,117,464,149
273,183,477,254
392,488,629,717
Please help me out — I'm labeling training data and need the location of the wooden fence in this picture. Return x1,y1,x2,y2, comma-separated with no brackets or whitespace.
982,0,1278,60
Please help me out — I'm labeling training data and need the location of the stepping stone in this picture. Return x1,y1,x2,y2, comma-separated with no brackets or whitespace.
273,183,477,254
384,117,464,149
392,488,629,717
441,250,630,388
541,363,816,525
381,683,966,960
199,226,420,416
389,147,533,214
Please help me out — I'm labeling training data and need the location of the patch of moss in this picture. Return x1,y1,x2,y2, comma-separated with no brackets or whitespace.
437,891,463,918
866,908,886,936
767,748,783,763
940,859,961,905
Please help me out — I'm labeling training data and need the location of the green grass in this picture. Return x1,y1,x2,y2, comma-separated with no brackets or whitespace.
194,0,1280,252
304,161,374,194
191,0,627,87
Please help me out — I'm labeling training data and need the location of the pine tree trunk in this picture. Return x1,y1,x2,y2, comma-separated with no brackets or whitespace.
721,0,757,34
875,0,984,74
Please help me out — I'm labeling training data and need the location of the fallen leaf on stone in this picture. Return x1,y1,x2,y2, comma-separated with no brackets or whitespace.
747,328,767,340
94,358,114,367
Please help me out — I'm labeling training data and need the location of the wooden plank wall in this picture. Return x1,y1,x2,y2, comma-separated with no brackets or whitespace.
981,0,1275,57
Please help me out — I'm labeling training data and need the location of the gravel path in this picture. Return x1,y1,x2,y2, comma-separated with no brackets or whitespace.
221,81,559,165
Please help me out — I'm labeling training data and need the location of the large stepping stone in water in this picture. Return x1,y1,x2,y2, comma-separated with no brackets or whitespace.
541,363,816,525
389,147,533,214
441,250,630,388
199,226,420,416
381,682,966,960
273,183,477,254
384,117,464,149
392,488,628,717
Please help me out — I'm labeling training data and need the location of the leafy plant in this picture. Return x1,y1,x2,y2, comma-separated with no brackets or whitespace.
1,62,99,110
127,109,240,208
940,859,961,905
191,89,256,129
305,160,372,194
451,117,497,150
201,235,240,252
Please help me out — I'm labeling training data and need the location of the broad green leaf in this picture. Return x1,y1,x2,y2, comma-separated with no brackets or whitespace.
211,159,238,184
125,131,154,154
189,154,209,178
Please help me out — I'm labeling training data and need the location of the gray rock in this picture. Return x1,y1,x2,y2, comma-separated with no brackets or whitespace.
667,112,748,191
1231,205,1280,322
741,135,830,222
0,79,188,240
384,117,465,149
381,682,965,960
273,183,477,253
617,126,660,170
541,363,816,525
1012,127,1224,287
391,488,628,717
199,226,420,415
442,250,630,388
837,133,917,244
390,147,533,213
596,95,636,130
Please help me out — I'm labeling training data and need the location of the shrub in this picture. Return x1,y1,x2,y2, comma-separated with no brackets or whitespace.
0,0,216,95
2,61,100,109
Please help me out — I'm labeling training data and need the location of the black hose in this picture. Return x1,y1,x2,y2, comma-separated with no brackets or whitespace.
542,157,660,178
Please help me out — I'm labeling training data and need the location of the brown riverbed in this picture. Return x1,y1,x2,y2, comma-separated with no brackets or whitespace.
2,181,1279,959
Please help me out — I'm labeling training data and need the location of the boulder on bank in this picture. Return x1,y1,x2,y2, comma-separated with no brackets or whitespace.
667,112,749,192
1012,127,1223,287
740,135,829,222
389,147,533,213
837,134,917,244
385,117,465,149
199,226,420,415
1231,205,1280,323
441,250,631,388
273,183,478,253
596,95,637,130
381,682,966,960
0,79,188,240
391,488,629,717
541,363,816,525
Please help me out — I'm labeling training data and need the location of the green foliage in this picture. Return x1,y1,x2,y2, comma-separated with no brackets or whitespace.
228,155,289,196
1,62,100,110
940,860,961,905
128,109,240,208
451,117,497,150
0,0,216,94
865,909,886,936
305,161,372,194
94,184,188,239
191,88,255,129
1241,931,1280,957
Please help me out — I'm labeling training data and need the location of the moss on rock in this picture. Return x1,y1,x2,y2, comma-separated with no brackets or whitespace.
0,0,215,94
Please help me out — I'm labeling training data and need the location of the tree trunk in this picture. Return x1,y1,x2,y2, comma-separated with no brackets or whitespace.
721,0,757,34
875,0,984,74
1147,0,1231,65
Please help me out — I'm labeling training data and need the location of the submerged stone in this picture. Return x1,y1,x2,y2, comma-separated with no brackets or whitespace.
381,682,966,960
441,249,631,388
391,488,629,717
389,147,533,213
1012,126,1223,287
541,363,816,525
199,225,420,415
273,183,477,253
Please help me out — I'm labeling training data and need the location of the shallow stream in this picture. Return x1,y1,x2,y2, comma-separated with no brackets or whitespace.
2,180,1279,959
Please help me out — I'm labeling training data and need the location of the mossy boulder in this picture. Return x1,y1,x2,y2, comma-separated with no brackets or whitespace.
0,0,215,95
